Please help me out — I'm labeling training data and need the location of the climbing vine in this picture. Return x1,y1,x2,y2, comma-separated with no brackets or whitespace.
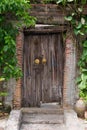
56,0,87,101
0,0,36,80
0,0,36,111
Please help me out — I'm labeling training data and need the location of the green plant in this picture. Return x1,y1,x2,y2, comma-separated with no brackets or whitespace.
56,0,87,101
76,40,87,101
0,0,36,109
0,78,8,110
0,0,36,80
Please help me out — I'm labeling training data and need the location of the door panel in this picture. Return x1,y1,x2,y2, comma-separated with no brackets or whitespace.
23,33,64,107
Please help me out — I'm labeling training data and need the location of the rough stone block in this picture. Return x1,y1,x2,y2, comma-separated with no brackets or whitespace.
64,109,84,130
5,110,22,130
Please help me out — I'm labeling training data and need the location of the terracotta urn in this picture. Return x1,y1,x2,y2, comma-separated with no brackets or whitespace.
84,111,87,119
75,98,86,118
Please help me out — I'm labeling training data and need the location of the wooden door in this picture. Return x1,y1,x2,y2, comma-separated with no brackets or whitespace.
23,33,64,107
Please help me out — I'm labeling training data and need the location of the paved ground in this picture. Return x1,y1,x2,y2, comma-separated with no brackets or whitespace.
79,118,87,130
0,118,8,130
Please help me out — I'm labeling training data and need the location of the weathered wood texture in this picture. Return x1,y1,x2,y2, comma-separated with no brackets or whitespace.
24,25,66,34
23,33,64,107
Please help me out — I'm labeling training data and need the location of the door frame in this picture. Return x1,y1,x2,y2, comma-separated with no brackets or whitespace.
22,25,65,107
13,25,76,108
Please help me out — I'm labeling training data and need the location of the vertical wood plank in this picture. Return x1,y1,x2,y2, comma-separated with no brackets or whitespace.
23,33,64,107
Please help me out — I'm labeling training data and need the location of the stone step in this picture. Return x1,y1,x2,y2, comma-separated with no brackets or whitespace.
21,107,63,115
20,124,67,130
22,113,64,124
20,106,65,130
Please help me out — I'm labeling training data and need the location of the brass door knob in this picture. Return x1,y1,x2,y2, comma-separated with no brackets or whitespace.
34,59,40,64
42,58,47,64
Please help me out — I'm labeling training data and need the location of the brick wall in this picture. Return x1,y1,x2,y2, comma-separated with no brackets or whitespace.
63,32,77,108
30,4,65,24
30,4,87,24
13,31,24,109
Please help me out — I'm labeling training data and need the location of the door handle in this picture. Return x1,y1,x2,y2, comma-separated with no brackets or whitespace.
42,58,47,64
34,59,40,64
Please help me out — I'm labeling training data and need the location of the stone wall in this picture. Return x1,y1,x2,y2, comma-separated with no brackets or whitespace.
4,79,16,108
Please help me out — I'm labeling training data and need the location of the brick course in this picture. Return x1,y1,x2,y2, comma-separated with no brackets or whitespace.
63,32,77,107
13,31,24,109
30,4,65,24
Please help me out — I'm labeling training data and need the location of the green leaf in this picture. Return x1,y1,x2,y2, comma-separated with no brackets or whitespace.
79,31,84,36
0,92,8,96
0,78,5,82
67,0,74,2
57,0,63,4
71,13,75,16
82,69,87,73
83,41,87,47
78,8,83,12
76,77,81,84
78,82,86,90
84,25,87,28
64,16,72,21
74,29,80,35
81,17,85,25
74,29,84,36
81,0,86,5
3,45,9,52
76,23,82,29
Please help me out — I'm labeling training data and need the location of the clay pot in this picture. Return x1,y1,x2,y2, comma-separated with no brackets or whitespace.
84,111,87,119
75,98,86,118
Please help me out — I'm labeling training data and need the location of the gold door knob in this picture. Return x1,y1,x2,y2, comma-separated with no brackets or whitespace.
42,58,47,64
34,59,40,64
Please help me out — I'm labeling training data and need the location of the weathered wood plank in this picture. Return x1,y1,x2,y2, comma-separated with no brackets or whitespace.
23,33,64,107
